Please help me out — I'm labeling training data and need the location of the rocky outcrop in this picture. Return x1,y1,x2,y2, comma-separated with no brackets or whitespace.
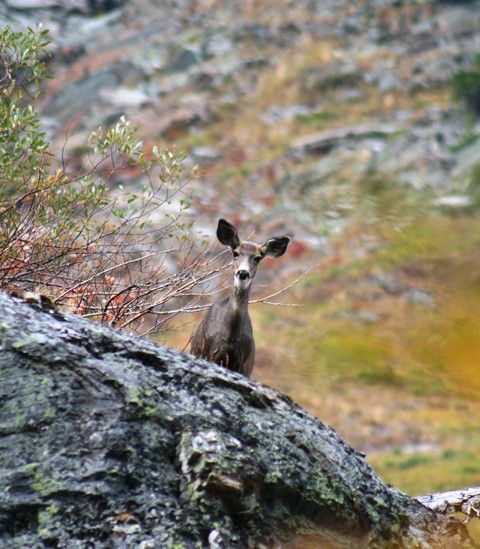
0,292,469,547
290,123,401,156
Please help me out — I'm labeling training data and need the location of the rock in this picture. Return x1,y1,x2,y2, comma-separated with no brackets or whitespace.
302,62,362,93
377,72,403,93
334,309,383,323
280,153,342,194
190,146,222,163
5,0,59,8
261,104,312,125
290,123,400,156
202,33,233,58
411,56,459,89
241,56,270,70
45,69,120,121
100,87,151,109
0,291,463,548
58,10,123,50
433,194,474,209
444,7,480,39
233,22,276,46
155,72,190,95
62,0,91,14
366,273,403,295
5,0,120,13
86,0,123,14
156,104,207,135
234,20,299,48
452,139,480,178
403,288,434,307
134,46,169,76
168,46,200,72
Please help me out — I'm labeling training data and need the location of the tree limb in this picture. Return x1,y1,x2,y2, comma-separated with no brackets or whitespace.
417,487,480,521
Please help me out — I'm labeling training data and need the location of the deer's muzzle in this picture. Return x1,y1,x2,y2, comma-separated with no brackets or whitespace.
236,270,250,280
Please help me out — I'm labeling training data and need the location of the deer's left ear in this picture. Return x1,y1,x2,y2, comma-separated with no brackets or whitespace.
217,218,240,249
262,236,291,258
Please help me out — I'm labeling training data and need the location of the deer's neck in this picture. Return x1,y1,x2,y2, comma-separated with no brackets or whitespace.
229,285,251,314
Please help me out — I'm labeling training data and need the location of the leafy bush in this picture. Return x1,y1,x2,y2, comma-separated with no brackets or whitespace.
452,54,480,115
0,26,220,336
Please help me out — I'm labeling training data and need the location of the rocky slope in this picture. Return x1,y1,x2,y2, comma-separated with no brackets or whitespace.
2,0,480,248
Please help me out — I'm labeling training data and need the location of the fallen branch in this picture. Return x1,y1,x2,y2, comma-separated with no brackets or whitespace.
417,487,480,522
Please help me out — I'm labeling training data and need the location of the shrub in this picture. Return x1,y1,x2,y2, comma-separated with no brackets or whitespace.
0,26,221,336
452,54,480,115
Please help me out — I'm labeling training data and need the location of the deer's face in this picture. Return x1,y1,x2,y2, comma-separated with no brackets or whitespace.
216,219,291,292
231,241,264,290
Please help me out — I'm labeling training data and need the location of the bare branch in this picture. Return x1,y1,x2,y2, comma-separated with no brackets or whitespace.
258,301,303,307
54,249,177,303
417,487,480,522
249,262,320,306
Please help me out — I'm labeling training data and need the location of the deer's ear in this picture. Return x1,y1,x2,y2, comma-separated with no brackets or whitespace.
262,236,291,258
217,219,240,249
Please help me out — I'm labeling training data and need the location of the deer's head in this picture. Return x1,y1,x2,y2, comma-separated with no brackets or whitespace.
217,218,290,291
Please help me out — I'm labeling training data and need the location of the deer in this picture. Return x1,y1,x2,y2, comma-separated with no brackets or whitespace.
190,218,290,377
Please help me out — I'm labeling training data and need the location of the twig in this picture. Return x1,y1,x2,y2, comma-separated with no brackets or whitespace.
260,301,303,307
54,250,176,303
249,262,320,306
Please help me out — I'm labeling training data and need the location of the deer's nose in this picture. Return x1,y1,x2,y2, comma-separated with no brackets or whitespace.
237,270,250,280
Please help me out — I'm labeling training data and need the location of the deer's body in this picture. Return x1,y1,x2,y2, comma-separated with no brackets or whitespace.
190,219,290,377
190,291,255,376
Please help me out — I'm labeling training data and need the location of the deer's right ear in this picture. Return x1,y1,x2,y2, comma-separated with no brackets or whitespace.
262,236,291,257
217,219,240,249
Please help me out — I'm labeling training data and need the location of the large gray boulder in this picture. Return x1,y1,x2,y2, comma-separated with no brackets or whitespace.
0,292,467,547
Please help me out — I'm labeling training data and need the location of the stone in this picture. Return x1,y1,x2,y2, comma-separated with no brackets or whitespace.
334,309,383,323
377,72,403,93
5,0,59,8
100,87,151,108
190,146,222,163
233,22,276,46
202,33,233,58
302,62,362,92
403,288,434,307
433,195,473,208
156,104,207,135
261,104,311,125
168,46,200,72
366,273,403,295
155,72,190,95
452,140,480,178
45,69,120,122
290,123,400,156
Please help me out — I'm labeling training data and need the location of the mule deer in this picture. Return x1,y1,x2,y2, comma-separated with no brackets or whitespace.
190,218,290,377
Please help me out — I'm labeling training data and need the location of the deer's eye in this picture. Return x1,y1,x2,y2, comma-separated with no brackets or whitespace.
254,256,261,263
233,251,240,258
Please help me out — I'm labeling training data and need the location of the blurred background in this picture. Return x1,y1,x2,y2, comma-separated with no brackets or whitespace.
3,0,480,527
